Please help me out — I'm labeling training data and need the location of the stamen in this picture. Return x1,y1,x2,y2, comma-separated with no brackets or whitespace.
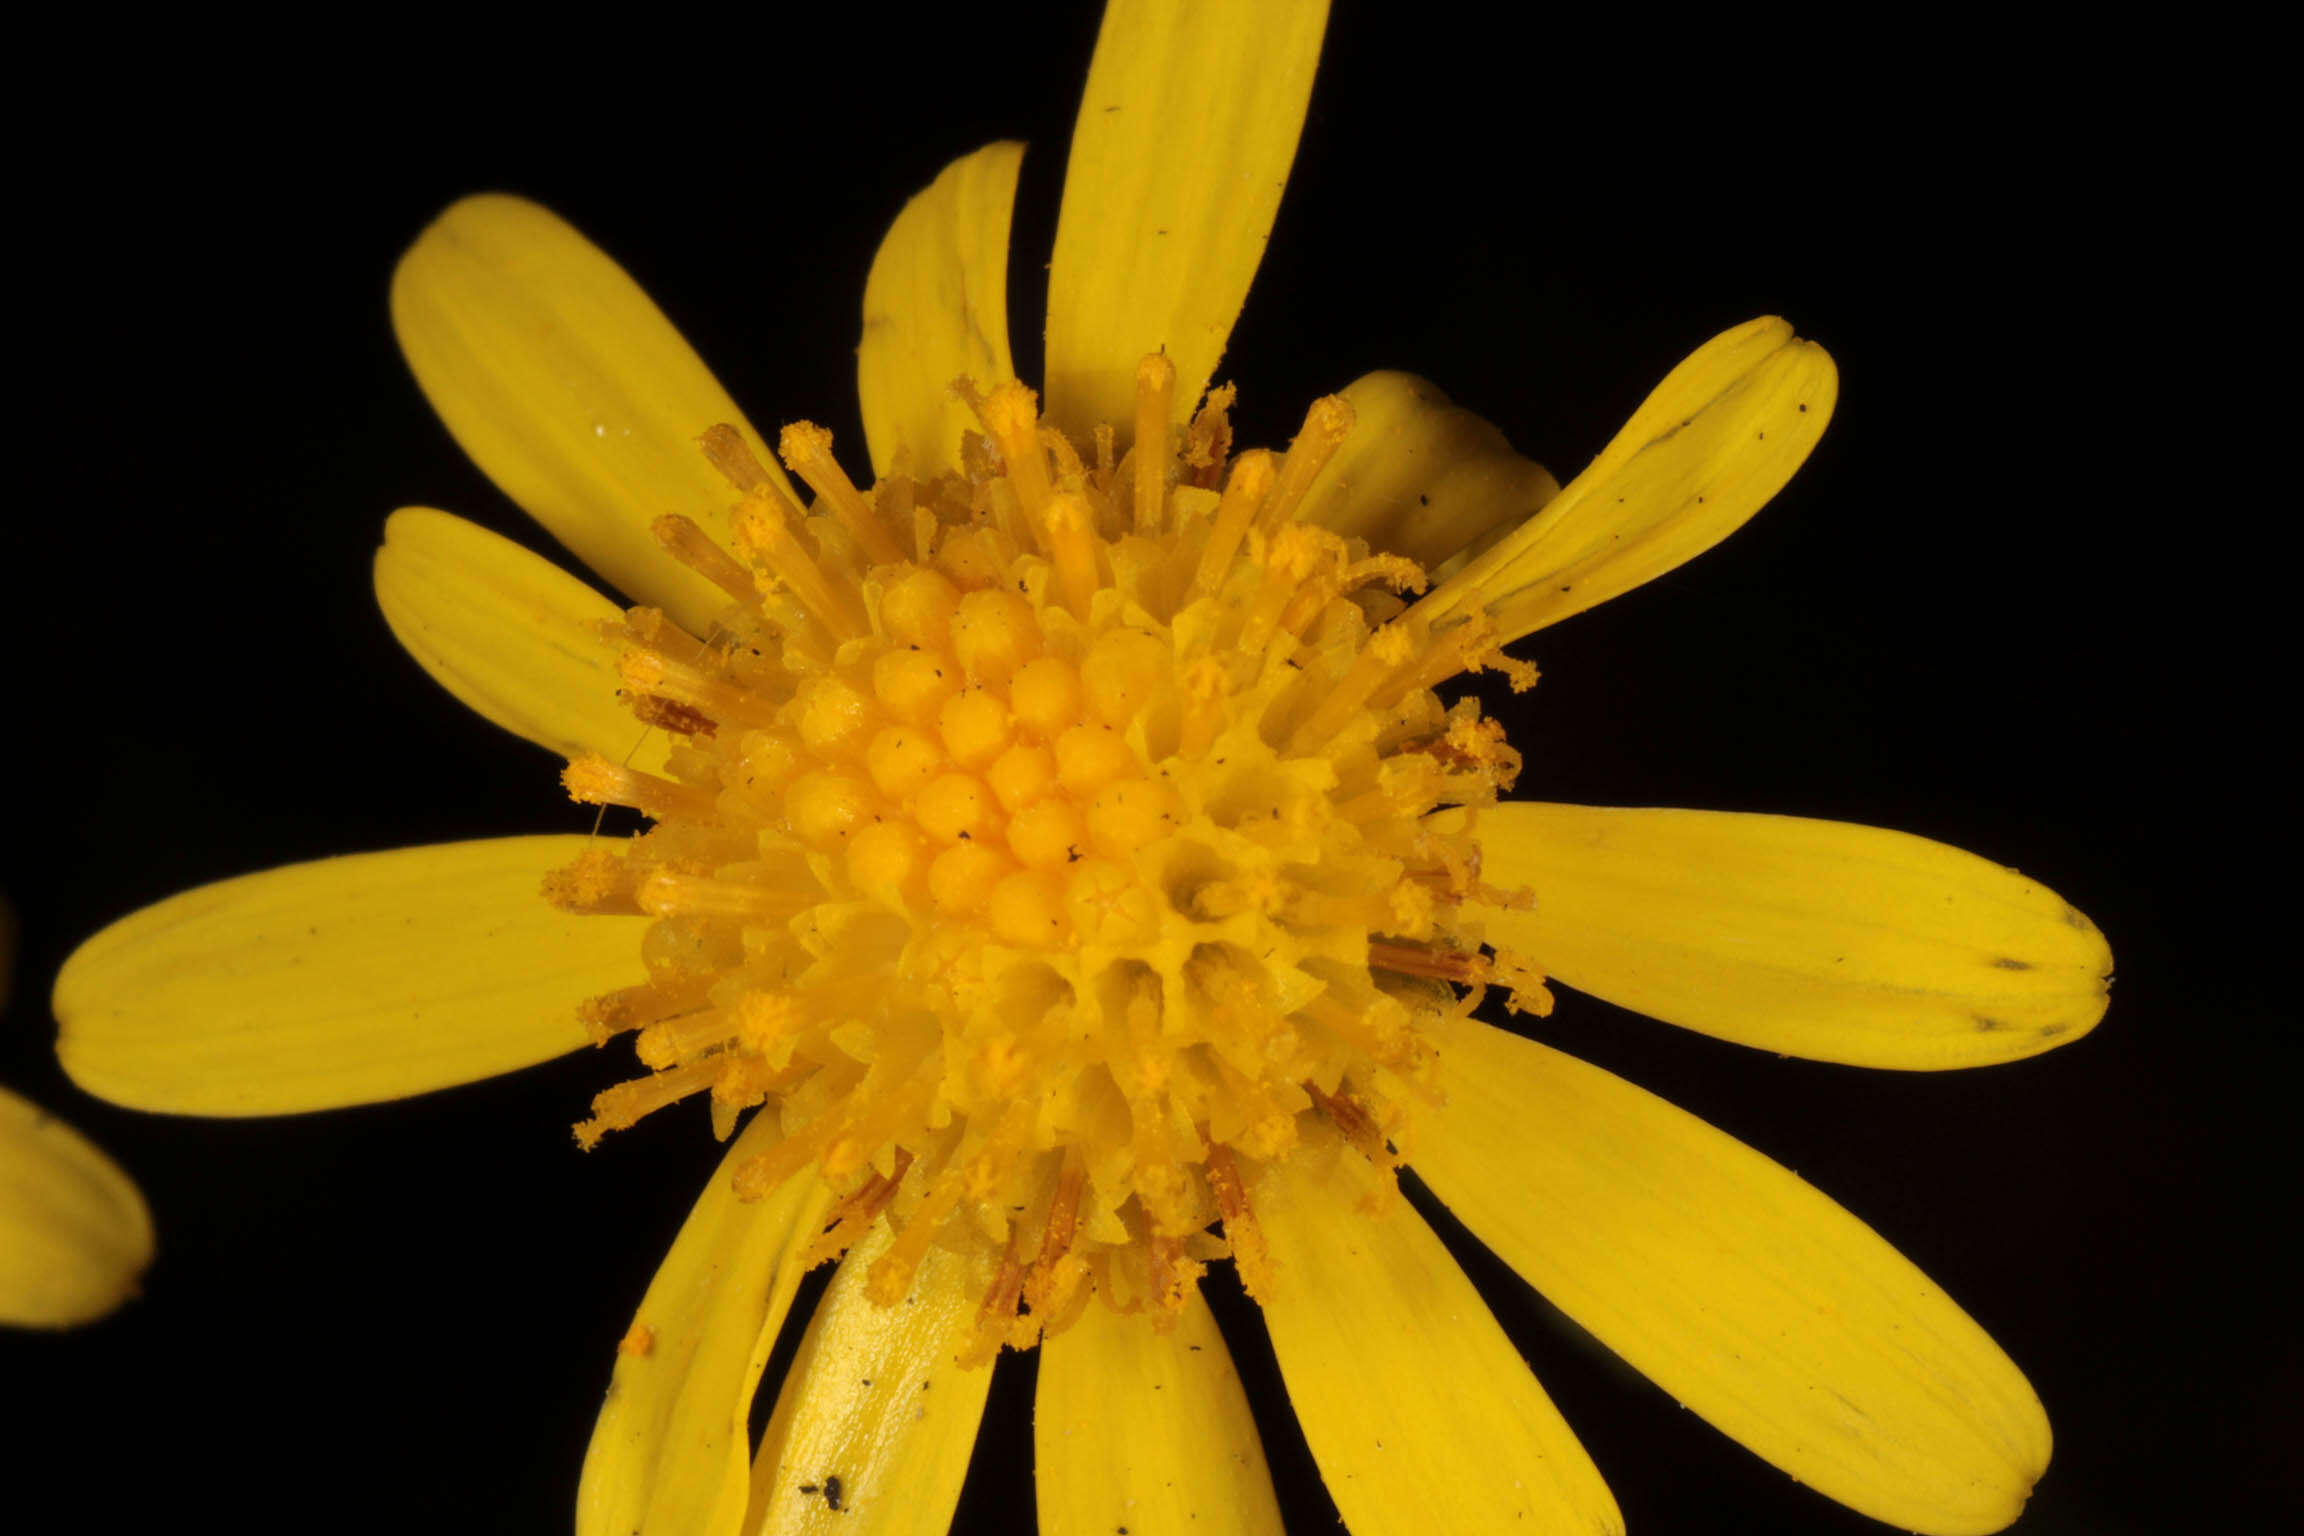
1201,1138,1274,1302
977,382,1053,547
1177,658,1227,758
618,649,782,729
575,1055,725,1149
1024,1151,1089,1319
626,692,718,739
730,492,869,640
1237,525,1334,656
650,514,758,602
562,755,719,821
1186,449,1277,602
1285,622,1420,754
1132,352,1176,535
542,847,639,915
779,421,907,567
578,977,714,1045
1255,395,1355,533
635,868,816,922
1044,493,1104,622
802,1147,914,1268
699,423,778,495
1367,940,1494,985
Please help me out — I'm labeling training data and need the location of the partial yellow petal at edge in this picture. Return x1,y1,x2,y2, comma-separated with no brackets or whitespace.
1473,801,2111,1068
1036,1283,1282,1536
55,837,645,1114
1415,1015,2050,1535
744,1218,992,1536
1296,370,1559,577
1043,0,1328,443
392,193,792,635
1256,1127,1621,1534
858,142,1023,482
374,507,670,771
579,1133,834,1536
1429,316,1836,642
0,1086,154,1328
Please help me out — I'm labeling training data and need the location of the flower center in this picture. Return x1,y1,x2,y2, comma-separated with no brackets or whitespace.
549,358,1547,1358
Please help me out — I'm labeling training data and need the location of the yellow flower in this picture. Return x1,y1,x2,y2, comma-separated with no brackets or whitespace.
0,898,153,1329
51,4,2109,1534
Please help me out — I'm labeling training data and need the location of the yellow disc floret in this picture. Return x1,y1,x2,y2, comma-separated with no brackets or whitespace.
553,360,1547,1359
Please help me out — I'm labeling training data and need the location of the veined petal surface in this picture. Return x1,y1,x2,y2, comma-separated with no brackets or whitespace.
55,837,644,1113
374,507,669,770
1297,370,1559,576
1415,1015,2051,1535
579,1136,834,1536
1257,1131,1621,1534
743,1218,992,1535
1043,0,1328,442
1432,317,1835,641
392,193,793,634
0,1086,154,1328
858,142,1023,481
1035,1282,1282,1536
1476,802,2111,1068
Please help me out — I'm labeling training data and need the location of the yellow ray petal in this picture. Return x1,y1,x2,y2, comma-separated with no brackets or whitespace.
743,1217,992,1536
1428,316,1836,642
1415,1016,2051,1535
392,193,794,634
1035,1283,1282,1536
55,837,644,1113
1474,801,2111,1068
1042,0,1328,443
1256,1129,1621,1534
858,142,1023,481
0,1086,154,1328
1296,370,1559,577
579,1128,834,1536
374,506,670,770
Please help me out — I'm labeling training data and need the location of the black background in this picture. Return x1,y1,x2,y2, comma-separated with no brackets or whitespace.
4,5,2284,1532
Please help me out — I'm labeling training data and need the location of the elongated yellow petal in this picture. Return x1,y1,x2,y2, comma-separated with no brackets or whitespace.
1043,0,1328,442
1415,1016,2051,1535
1430,317,1835,642
374,506,668,769
1035,1283,1282,1536
743,1218,992,1536
0,1086,154,1328
1475,802,2111,1068
55,837,643,1113
392,193,793,634
858,143,1023,481
1256,1130,1621,1534
579,1134,834,1536
1296,370,1559,575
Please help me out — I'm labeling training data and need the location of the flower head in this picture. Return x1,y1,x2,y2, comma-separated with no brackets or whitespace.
53,3,2108,1533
